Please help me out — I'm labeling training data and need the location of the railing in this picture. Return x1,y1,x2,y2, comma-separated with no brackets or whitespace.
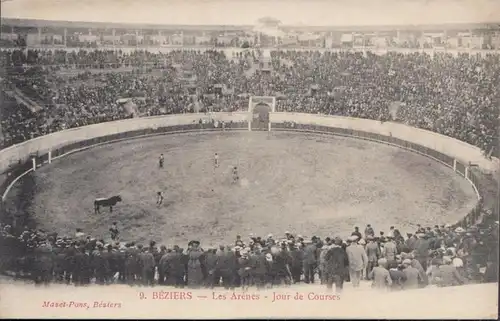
1,113,495,233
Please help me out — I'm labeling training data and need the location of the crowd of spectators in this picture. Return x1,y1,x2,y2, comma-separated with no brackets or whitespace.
0,48,498,157
0,48,498,292
0,211,497,290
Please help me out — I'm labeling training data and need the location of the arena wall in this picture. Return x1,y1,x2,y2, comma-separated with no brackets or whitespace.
1,112,497,228
0,112,249,174
271,113,499,173
1,112,497,174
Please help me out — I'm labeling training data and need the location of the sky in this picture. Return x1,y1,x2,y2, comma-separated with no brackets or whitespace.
2,0,500,26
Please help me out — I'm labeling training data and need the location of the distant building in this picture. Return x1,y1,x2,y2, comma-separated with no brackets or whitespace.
170,34,184,45
372,36,388,48
447,36,460,48
1,17,499,50
79,34,98,42
491,34,500,49
0,33,18,41
217,35,234,46
102,35,121,42
459,32,484,49
195,35,211,45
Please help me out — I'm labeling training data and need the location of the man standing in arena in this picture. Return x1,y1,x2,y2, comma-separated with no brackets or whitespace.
232,166,239,184
159,154,164,168
156,191,164,206
214,153,219,168
109,222,119,241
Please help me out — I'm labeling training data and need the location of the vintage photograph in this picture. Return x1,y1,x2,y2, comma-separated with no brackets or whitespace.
0,0,498,319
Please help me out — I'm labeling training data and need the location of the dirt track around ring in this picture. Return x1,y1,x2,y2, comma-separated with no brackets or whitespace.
6,131,478,245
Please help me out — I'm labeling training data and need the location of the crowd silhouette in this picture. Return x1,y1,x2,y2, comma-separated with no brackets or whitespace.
0,47,498,291
0,214,497,290
1,48,498,157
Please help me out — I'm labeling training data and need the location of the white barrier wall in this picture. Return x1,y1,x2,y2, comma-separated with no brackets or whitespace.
271,113,499,174
0,112,498,174
0,112,249,173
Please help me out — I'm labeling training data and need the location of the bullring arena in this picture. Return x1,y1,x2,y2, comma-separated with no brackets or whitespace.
1,10,499,318
0,112,498,319
4,125,479,245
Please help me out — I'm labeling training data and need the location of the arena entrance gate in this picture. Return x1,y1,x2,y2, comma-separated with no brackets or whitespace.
247,96,276,131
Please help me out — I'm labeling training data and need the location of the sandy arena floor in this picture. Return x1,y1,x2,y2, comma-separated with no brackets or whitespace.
13,131,478,245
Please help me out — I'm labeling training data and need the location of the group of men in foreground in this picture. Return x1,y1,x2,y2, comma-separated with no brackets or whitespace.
0,214,497,292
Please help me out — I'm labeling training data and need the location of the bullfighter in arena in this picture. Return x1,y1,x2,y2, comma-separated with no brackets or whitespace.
214,153,219,168
159,154,164,168
232,166,239,184
109,222,119,241
156,191,164,206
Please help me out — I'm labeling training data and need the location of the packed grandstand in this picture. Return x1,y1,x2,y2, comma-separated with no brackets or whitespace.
0,42,499,291
1,48,498,156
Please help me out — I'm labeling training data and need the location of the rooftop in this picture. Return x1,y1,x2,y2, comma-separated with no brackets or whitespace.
1,17,499,32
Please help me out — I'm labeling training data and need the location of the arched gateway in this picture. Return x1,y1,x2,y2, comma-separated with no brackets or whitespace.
248,96,276,131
